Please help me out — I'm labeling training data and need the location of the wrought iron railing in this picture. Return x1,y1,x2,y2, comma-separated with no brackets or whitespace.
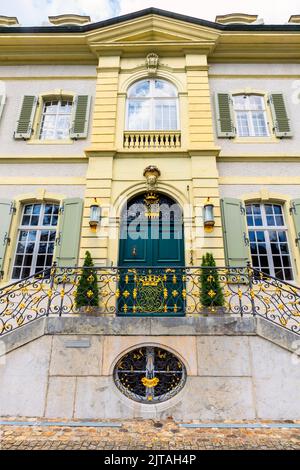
0,265,299,336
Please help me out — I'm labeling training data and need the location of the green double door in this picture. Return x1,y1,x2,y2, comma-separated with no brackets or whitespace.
118,194,185,316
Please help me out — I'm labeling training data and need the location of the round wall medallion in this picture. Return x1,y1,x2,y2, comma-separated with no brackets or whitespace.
113,346,186,403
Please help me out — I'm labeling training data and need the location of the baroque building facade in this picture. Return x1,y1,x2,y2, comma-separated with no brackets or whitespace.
0,9,300,420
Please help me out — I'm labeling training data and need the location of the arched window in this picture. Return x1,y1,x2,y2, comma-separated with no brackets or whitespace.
126,79,178,131
233,94,269,137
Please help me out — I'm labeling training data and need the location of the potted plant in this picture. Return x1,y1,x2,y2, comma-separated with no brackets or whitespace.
75,251,100,315
200,253,225,315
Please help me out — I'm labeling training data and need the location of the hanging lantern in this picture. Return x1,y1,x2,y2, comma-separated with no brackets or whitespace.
89,198,101,230
203,198,215,232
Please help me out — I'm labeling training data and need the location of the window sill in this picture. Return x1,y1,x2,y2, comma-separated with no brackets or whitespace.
26,139,74,145
232,137,279,144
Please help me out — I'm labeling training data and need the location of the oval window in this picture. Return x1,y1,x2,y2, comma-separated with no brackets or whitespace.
114,346,186,403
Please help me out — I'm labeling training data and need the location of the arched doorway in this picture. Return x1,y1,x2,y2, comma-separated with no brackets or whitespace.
118,192,185,316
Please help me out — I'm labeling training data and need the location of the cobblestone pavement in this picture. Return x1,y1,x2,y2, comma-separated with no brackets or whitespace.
1,419,300,450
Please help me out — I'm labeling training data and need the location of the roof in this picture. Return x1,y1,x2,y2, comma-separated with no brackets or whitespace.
0,7,299,33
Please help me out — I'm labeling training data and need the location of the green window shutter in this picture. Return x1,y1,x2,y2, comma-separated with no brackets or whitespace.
214,93,236,138
70,95,91,139
269,93,293,138
0,199,14,275
14,95,38,139
220,198,250,268
55,198,83,267
290,199,300,252
0,94,6,122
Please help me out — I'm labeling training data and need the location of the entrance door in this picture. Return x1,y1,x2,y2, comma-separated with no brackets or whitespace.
118,193,185,316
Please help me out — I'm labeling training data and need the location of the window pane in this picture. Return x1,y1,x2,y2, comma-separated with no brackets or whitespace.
128,101,150,130
12,267,21,279
254,216,263,226
247,215,254,226
154,80,176,97
236,112,250,137
267,216,275,226
26,243,35,254
22,267,31,278
14,255,23,266
22,215,30,225
154,101,177,130
33,204,41,215
24,205,33,215
31,215,39,226
252,112,268,137
17,242,25,254
129,80,150,98
233,95,247,110
249,95,264,110
278,231,287,242
253,205,261,215
284,269,293,281
275,215,284,226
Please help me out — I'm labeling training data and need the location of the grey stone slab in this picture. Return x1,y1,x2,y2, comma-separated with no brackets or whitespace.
45,377,76,419
45,316,257,336
197,336,251,376
49,335,103,376
158,376,256,421
249,336,300,418
74,376,145,419
0,317,46,355
0,336,51,417
46,316,152,335
102,335,198,376
249,336,300,380
150,316,257,336
257,317,300,354
254,376,300,420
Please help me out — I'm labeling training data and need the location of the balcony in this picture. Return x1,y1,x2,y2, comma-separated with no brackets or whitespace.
0,266,299,336
123,131,181,149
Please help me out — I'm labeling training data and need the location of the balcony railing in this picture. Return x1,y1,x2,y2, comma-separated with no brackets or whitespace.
123,131,181,149
0,265,299,337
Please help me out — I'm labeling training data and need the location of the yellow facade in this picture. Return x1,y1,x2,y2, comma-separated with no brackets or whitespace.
1,9,300,283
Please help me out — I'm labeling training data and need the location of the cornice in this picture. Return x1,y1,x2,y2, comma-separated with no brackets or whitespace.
0,9,299,64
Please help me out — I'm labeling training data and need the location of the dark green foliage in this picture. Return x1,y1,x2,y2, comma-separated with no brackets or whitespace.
75,251,99,308
200,253,224,308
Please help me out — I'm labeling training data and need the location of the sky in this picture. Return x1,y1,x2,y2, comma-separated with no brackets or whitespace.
0,0,298,26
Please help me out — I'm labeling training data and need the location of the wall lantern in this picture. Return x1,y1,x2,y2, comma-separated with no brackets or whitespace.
89,198,101,230
203,198,215,233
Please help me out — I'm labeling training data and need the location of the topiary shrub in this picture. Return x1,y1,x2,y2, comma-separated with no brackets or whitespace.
75,251,99,309
200,253,224,308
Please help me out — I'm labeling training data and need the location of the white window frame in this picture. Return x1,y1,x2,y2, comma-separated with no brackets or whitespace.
233,94,269,138
125,79,179,131
39,98,73,140
12,203,59,280
246,203,294,281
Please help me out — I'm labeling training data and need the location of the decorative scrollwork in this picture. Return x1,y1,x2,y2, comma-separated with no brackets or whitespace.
114,347,186,403
0,264,299,336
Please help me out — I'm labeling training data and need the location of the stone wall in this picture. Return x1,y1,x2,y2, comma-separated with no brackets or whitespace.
0,317,299,421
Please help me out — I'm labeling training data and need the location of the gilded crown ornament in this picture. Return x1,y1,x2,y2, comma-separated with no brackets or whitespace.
146,52,159,75
143,165,161,191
